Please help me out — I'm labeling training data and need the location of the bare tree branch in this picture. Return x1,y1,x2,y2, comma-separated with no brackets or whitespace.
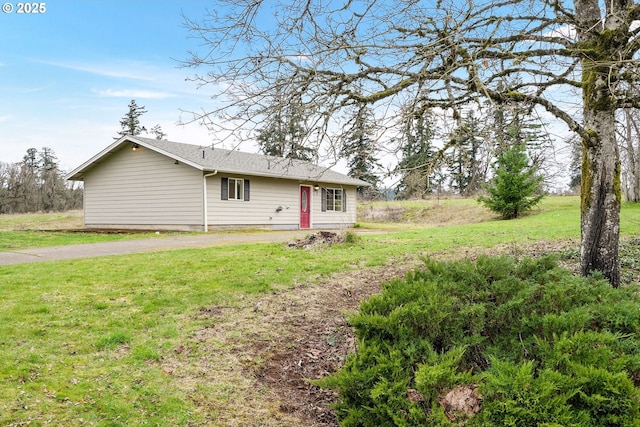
181,0,640,285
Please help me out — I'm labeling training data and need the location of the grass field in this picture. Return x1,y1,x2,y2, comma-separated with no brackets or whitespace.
0,210,182,251
1,197,639,426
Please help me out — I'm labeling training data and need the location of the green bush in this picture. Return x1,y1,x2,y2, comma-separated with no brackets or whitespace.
477,143,544,219
317,256,640,426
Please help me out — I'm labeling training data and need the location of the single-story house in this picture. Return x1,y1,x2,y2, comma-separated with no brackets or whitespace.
65,135,370,231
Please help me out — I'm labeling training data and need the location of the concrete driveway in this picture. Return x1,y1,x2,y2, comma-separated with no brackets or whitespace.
0,230,317,266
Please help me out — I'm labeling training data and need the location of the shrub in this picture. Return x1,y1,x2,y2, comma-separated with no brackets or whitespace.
477,143,544,219
343,230,361,244
317,256,640,426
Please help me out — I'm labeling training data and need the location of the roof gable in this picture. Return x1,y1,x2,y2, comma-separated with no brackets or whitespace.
65,136,370,187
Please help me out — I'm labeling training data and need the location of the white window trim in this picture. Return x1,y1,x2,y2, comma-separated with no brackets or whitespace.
228,178,244,201
325,187,343,211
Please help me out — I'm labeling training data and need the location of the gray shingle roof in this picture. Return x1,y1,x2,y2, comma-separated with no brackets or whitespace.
66,136,370,187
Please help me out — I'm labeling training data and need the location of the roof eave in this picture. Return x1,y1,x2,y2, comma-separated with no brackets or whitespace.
207,167,368,186
64,135,206,181
65,135,372,187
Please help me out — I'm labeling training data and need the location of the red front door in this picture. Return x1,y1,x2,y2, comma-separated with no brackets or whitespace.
300,186,311,229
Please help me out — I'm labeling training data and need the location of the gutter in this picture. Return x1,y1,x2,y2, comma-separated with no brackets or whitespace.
203,170,218,232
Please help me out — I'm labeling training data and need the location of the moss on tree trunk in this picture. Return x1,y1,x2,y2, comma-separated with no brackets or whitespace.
580,62,622,287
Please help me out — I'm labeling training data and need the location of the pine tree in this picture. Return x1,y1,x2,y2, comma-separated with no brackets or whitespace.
20,148,40,211
341,106,381,195
38,147,66,211
446,111,487,196
478,143,544,219
116,99,148,138
395,108,438,199
149,124,167,140
257,94,314,161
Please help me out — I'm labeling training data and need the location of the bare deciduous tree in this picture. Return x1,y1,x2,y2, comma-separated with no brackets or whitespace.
0,148,82,214
620,108,640,202
182,0,640,286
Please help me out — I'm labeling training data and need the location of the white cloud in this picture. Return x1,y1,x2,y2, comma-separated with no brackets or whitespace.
36,59,157,82
92,88,177,99
0,115,11,123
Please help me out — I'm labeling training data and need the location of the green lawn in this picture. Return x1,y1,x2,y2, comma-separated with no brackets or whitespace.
0,210,84,231
1,197,639,425
0,210,187,251
0,229,177,251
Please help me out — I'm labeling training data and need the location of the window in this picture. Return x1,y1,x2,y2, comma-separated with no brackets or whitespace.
221,177,250,201
228,178,243,200
322,188,346,212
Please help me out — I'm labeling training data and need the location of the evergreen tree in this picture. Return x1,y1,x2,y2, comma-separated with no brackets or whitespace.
115,100,167,141
341,106,381,195
39,147,67,211
478,143,544,219
257,92,314,161
257,112,285,157
149,124,167,140
39,147,58,171
23,148,39,169
446,111,487,196
503,110,552,169
395,108,438,199
20,148,40,211
116,99,148,138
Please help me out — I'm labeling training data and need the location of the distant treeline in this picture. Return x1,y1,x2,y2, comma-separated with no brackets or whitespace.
0,147,82,214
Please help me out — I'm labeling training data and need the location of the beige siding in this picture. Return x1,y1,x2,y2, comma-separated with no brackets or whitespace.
83,145,203,228
312,186,357,228
206,175,357,229
207,176,299,227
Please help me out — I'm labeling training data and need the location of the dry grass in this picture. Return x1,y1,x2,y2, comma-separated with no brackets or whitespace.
358,198,495,227
0,210,83,231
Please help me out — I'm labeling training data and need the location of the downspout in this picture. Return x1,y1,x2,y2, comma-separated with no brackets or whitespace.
203,170,218,232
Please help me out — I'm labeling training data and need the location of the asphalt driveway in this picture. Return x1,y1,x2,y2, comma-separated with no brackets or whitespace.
0,230,317,266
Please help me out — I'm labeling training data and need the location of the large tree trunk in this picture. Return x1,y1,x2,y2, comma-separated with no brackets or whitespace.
580,110,621,287
577,0,624,287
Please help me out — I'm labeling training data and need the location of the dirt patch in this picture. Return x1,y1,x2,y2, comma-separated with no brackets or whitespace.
173,260,417,426
286,231,346,250
249,264,414,425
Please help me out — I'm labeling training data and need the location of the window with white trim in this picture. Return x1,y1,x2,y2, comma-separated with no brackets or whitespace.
228,178,244,200
324,188,344,211
221,177,250,201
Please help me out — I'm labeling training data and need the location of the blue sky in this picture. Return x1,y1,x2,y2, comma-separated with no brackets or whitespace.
0,1,223,172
